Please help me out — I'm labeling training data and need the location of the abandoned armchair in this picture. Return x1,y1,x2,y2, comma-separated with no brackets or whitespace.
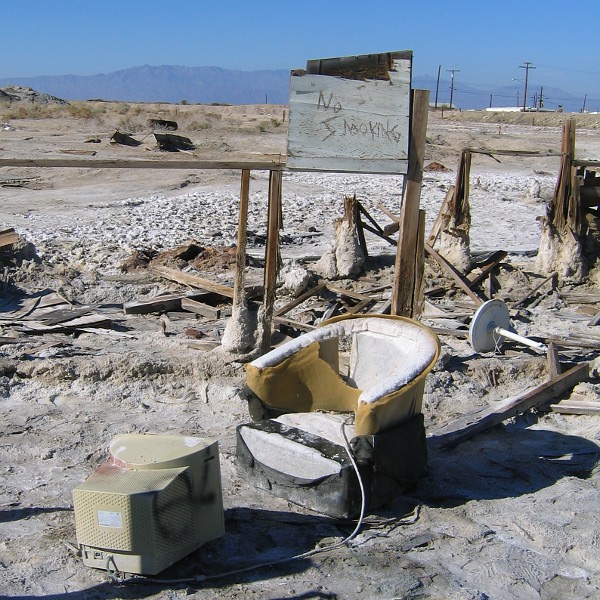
236,314,440,518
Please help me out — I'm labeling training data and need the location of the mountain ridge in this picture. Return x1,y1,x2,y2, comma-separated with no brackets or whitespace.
0,64,588,112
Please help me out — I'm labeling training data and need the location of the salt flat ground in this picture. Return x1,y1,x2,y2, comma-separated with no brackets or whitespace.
0,104,599,599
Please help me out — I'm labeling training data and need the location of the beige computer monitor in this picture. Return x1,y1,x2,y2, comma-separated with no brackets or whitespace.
73,433,224,575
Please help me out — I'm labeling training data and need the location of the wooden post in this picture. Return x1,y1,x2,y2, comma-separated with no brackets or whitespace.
232,169,250,310
260,170,282,353
392,89,429,317
412,209,426,317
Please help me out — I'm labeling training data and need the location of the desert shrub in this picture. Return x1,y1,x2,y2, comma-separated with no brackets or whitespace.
116,116,144,133
270,118,282,128
188,120,212,130
2,104,57,119
204,112,222,121
67,103,101,120
117,103,131,115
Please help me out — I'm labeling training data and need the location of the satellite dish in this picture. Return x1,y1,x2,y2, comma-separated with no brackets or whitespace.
469,299,547,354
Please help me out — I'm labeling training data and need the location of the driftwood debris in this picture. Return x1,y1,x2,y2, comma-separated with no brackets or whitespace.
430,362,590,449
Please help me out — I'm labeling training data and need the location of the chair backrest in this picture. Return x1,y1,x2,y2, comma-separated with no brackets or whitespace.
246,314,439,433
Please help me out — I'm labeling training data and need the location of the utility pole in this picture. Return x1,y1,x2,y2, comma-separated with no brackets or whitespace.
447,69,460,109
519,61,535,111
435,64,441,108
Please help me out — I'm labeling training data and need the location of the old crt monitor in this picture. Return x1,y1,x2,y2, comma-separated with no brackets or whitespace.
73,433,224,575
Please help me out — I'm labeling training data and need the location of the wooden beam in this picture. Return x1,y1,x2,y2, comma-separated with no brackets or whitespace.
469,148,562,158
392,89,429,317
0,157,286,171
429,362,589,449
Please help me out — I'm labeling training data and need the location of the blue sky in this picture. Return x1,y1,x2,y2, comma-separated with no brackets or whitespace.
3,1,599,101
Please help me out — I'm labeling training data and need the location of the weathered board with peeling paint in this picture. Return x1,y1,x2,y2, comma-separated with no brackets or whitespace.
287,51,412,174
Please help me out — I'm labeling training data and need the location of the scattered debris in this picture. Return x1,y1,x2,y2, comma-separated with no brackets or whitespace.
154,133,195,152
110,130,142,146
148,118,178,131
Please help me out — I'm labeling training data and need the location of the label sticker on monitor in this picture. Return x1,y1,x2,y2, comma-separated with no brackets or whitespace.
98,510,122,528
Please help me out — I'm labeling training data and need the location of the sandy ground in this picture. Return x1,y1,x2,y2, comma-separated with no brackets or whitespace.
1,104,600,599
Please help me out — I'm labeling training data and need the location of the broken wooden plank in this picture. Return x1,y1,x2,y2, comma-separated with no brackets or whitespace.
427,326,469,338
273,316,316,332
425,243,485,305
181,298,230,320
550,399,600,415
151,265,262,299
123,291,212,315
512,272,557,308
430,362,590,448
20,314,112,332
274,282,327,318
0,228,19,248
466,251,508,289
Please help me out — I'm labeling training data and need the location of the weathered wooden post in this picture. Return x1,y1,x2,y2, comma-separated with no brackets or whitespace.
222,169,258,354
259,169,282,353
391,89,429,317
537,118,585,282
437,149,472,273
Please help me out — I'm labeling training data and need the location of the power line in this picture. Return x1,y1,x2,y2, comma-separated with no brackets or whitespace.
519,61,536,111
447,69,460,109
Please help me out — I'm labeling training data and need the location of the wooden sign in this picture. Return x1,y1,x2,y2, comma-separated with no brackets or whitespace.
287,51,412,174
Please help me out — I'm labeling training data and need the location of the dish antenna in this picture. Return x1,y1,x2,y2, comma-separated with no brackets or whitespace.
469,299,547,353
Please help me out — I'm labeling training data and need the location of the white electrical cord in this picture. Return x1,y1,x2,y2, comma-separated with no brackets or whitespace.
111,419,367,586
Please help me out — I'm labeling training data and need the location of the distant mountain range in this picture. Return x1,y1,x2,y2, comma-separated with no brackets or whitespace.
0,64,591,112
